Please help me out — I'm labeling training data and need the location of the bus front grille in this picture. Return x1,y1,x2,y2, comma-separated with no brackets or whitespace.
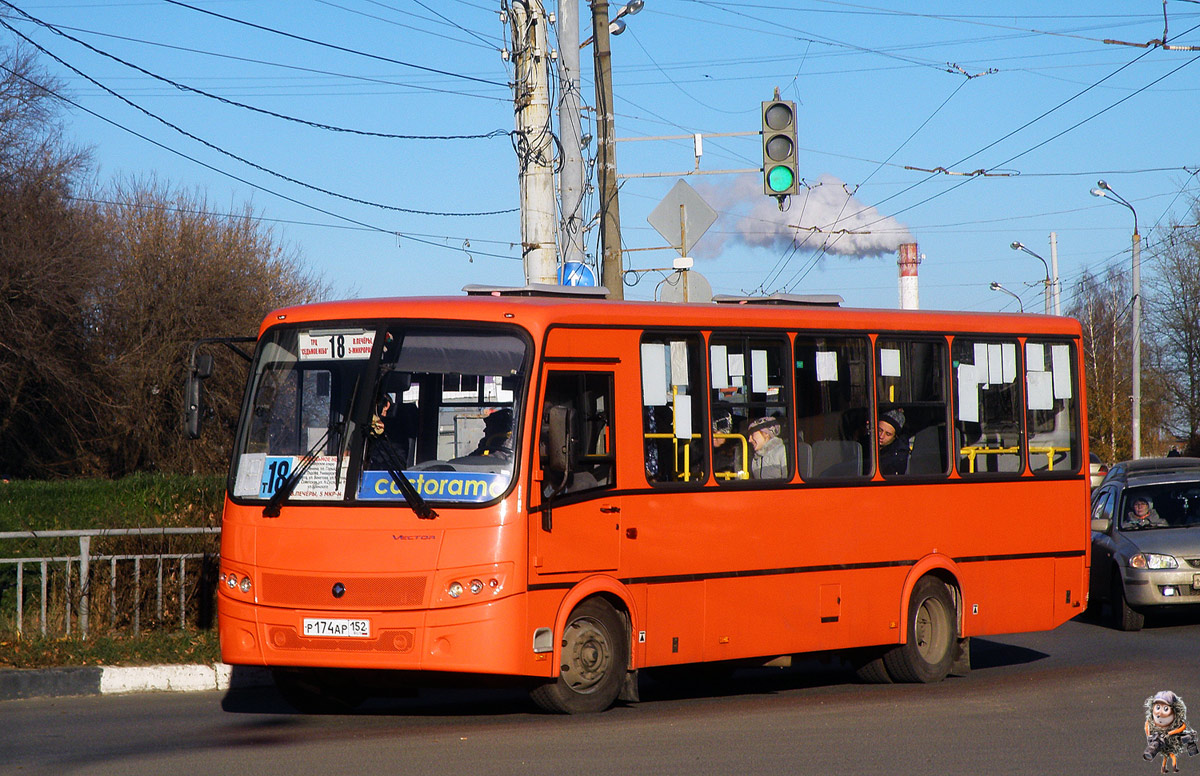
260,572,428,609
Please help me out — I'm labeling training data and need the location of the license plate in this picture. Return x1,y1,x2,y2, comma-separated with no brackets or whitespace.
302,617,371,638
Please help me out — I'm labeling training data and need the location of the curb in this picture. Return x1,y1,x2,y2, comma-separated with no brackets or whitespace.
0,664,272,701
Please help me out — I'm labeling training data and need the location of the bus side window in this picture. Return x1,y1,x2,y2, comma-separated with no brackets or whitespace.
641,334,707,485
541,371,615,495
876,337,950,477
951,339,1022,477
794,335,871,480
711,335,792,482
1024,340,1081,474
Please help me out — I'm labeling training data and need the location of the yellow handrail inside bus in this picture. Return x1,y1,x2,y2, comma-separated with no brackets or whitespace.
959,444,1072,473
713,432,749,480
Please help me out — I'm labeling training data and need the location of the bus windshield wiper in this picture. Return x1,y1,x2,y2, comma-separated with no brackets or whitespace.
377,438,437,520
263,428,331,518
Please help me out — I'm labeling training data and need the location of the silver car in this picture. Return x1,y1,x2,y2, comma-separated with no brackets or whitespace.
1089,458,1200,631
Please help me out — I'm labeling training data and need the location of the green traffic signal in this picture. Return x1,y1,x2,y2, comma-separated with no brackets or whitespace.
767,165,795,193
761,97,799,197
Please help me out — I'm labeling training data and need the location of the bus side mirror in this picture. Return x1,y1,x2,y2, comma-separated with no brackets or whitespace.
185,353,214,440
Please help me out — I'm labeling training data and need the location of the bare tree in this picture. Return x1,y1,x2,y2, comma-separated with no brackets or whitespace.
1069,268,1133,463
1146,201,1200,449
0,43,329,478
0,46,104,477
91,178,329,475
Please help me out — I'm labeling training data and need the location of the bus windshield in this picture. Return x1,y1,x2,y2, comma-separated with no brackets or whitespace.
230,324,527,507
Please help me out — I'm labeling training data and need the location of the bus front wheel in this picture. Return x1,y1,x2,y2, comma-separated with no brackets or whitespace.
530,598,628,714
883,577,956,683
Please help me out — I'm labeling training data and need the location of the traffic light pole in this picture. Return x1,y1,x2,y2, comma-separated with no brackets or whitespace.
510,0,558,285
591,0,624,299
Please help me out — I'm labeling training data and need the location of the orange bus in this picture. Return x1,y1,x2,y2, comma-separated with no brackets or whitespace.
199,286,1090,713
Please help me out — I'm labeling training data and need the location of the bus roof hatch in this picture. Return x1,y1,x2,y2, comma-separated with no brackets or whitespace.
463,284,611,299
712,293,843,307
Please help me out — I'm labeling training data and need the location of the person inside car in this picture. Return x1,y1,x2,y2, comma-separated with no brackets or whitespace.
1125,495,1167,530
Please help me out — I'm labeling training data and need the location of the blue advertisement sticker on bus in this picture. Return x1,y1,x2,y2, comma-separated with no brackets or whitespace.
358,470,510,503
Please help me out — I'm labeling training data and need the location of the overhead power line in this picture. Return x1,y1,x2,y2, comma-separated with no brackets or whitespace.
160,0,508,89
32,20,509,102
1,2,509,141
0,16,517,218
0,58,521,263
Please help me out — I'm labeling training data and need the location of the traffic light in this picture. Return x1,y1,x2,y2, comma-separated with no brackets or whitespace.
761,99,799,197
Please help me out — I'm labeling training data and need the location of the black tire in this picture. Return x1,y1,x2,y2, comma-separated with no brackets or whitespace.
849,648,894,684
882,576,956,683
271,668,365,714
1111,573,1145,632
530,598,628,714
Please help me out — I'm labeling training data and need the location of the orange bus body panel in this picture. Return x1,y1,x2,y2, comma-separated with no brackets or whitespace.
219,295,1090,681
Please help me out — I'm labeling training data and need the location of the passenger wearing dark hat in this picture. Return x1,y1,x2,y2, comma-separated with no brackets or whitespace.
712,409,745,479
748,414,788,479
877,408,909,476
470,408,514,460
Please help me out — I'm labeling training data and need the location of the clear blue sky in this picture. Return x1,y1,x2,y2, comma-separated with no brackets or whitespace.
10,0,1200,313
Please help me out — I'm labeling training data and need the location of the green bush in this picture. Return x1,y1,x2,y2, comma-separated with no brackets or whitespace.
0,473,224,532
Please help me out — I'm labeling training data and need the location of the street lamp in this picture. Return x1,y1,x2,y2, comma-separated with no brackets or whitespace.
989,281,1024,312
581,0,643,46
1090,179,1141,459
1010,241,1053,315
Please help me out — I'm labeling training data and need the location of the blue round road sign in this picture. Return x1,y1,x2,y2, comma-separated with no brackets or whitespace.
559,262,596,286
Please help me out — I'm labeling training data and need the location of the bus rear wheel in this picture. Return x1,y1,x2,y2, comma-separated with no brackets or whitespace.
882,577,956,683
530,598,628,714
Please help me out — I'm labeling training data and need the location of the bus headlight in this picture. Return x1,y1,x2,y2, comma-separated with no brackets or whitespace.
1129,553,1178,570
239,576,253,594
435,563,513,606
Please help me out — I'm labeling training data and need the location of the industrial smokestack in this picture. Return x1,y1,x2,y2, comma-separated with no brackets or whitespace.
898,242,921,309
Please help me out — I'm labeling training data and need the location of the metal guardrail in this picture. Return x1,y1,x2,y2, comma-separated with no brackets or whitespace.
0,528,220,639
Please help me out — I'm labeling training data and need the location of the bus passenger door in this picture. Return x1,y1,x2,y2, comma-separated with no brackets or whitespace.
533,371,621,574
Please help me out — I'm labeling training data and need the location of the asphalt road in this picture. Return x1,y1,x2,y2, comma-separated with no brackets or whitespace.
4,611,1200,776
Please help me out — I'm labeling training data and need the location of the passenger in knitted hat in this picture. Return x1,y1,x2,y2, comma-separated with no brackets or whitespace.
877,407,909,476
748,414,787,480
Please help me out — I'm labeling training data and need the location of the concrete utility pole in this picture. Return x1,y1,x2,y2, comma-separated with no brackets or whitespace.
591,0,624,299
557,0,586,268
510,0,558,284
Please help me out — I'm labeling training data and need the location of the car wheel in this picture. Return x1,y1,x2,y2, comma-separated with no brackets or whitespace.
1111,573,1145,632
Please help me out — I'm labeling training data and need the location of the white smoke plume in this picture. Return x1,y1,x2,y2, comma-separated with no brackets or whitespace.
692,173,913,259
